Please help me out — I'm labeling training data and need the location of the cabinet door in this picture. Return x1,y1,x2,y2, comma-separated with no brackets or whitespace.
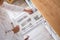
31,0,60,36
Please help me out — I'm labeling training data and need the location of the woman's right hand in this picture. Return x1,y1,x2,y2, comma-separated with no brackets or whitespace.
12,25,20,33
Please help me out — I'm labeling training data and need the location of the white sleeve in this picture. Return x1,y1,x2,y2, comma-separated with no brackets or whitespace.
5,31,14,40
3,2,24,12
0,23,14,40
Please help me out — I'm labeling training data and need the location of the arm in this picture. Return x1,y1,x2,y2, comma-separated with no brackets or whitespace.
0,23,14,40
0,22,21,40
3,2,33,14
3,2,24,12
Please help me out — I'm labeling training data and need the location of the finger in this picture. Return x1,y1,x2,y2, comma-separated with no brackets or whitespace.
24,36,29,40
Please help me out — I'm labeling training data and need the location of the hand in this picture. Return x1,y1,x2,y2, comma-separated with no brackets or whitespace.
12,25,20,33
23,9,33,14
24,36,29,40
